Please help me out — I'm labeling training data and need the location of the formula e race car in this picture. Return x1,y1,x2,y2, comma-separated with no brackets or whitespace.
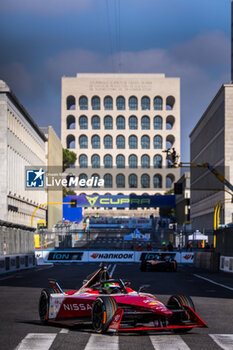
140,252,177,272
38,264,207,333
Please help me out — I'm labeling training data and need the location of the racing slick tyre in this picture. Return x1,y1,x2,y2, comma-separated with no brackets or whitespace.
39,289,50,324
92,296,118,333
167,295,195,333
140,261,147,272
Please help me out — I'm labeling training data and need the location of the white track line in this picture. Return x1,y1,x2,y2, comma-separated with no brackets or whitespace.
110,263,117,277
150,335,191,350
210,334,233,350
84,334,119,350
15,333,56,350
193,274,233,291
59,329,69,334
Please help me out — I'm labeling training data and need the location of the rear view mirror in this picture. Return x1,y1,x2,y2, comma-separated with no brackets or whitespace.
138,284,150,293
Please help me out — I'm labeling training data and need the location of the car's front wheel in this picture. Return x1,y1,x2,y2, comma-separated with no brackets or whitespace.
39,289,50,324
167,295,195,333
92,296,118,333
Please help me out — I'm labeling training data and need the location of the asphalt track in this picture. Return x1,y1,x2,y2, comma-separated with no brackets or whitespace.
0,263,233,350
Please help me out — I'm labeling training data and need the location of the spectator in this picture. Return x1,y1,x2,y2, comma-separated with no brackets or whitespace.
162,242,167,251
146,243,152,251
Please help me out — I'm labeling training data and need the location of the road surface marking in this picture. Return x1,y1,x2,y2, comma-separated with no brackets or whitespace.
193,274,233,291
59,329,69,333
84,334,119,350
15,333,56,350
210,334,233,350
150,335,190,350
110,263,117,277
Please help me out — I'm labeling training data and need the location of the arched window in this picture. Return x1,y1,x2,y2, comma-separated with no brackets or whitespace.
154,96,163,110
129,154,137,168
67,115,75,129
154,155,162,168
166,115,175,130
154,135,162,149
129,135,137,149
166,174,175,188
104,135,113,149
66,95,76,110
116,135,125,149
166,135,175,149
129,116,138,130
129,96,138,110
166,96,175,110
141,135,150,149
92,173,100,188
116,174,125,188
79,173,87,187
79,154,87,168
104,115,113,129
141,116,150,130
154,116,162,130
141,154,150,168
116,154,125,168
91,135,100,149
104,96,113,110
141,96,150,110
104,154,112,168
116,116,125,129
129,174,137,188
91,115,100,129
154,174,162,188
79,135,88,149
141,174,150,188
104,174,112,188
116,96,125,110
66,134,75,149
79,115,88,129
91,154,100,168
91,96,100,110
79,96,88,110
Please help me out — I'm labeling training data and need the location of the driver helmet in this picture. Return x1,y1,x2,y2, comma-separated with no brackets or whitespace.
104,282,121,294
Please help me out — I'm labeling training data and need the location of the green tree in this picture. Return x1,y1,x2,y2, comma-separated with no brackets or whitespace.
63,148,77,171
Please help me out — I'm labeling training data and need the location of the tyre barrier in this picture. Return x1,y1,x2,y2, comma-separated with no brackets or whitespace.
0,254,35,275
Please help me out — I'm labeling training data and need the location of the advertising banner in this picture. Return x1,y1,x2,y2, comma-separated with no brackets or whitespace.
88,251,135,262
64,194,175,208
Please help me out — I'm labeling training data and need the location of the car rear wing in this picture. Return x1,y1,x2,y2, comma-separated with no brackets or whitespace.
140,252,176,261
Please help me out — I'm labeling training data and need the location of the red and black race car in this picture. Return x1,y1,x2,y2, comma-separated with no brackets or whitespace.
38,264,206,333
140,252,177,272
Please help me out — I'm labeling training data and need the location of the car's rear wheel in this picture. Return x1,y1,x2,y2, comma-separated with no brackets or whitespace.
39,289,50,324
92,296,118,333
167,295,195,333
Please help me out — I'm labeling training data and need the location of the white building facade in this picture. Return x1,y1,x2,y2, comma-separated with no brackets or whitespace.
0,80,47,227
61,74,180,214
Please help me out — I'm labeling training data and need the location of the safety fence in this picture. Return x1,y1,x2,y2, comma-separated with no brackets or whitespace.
35,249,194,264
0,253,35,274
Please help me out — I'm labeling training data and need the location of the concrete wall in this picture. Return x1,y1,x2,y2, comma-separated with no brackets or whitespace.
190,85,233,231
0,225,35,255
194,251,220,272
0,253,35,274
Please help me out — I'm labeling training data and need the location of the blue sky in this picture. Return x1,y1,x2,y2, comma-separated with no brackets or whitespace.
0,0,231,161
